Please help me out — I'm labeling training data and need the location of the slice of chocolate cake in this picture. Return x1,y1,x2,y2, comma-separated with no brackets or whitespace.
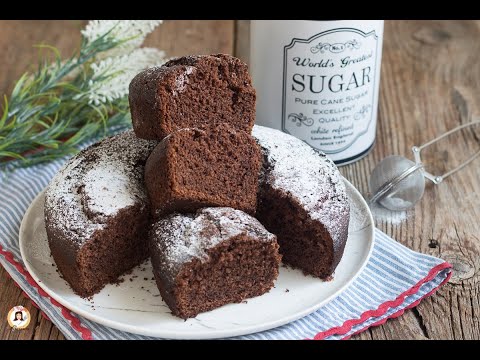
144,123,261,216
129,54,256,140
44,131,157,297
252,125,350,280
149,207,281,319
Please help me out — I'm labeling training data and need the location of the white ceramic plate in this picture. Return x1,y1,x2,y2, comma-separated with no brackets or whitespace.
19,179,373,339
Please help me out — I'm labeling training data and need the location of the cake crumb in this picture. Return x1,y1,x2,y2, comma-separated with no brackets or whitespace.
113,277,125,286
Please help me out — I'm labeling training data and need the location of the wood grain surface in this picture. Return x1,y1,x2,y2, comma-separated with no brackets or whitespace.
0,20,479,340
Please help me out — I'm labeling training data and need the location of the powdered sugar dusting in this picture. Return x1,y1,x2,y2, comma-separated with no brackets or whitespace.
44,130,157,245
82,162,144,219
252,125,350,248
173,66,195,95
369,202,410,225
151,207,276,283
347,188,371,232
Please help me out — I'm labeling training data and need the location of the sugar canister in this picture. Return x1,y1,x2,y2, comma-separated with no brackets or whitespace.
250,20,384,165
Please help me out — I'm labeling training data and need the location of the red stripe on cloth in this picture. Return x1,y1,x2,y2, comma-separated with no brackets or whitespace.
0,245,93,340
311,262,452,340
343,268,452,340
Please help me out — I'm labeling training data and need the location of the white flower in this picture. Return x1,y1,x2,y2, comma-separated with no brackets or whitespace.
81,20,163,58
83,48,166,105
78,20,167,104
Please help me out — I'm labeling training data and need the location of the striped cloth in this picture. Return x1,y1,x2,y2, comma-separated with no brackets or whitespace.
0,137,452,340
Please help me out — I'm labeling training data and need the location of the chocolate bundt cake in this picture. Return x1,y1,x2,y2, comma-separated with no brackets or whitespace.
129,54,256,140
149,207,281,319
252,125,350,279
144,123,261,217
44,131,157,297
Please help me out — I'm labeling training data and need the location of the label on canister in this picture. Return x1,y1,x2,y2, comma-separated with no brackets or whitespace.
251,20,384,165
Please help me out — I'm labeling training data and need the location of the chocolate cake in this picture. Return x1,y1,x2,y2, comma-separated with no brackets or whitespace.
144,123,261,217
149,207,281,319
44,131,157,297
252,125,350,279
129,54,256,140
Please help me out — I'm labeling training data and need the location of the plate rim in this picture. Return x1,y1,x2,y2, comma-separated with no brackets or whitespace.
19,177,374,339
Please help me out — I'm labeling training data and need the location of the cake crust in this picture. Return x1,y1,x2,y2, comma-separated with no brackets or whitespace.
44,130,157,297
129,54,256,140
252,125,350,279
149,207,281,319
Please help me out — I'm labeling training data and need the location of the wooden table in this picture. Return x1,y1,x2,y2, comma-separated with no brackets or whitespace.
1,20,479,340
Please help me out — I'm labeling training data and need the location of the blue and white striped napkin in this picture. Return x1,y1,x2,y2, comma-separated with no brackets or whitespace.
0,135,451,340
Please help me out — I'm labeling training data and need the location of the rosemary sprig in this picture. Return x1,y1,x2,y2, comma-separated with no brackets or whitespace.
0,20,165,172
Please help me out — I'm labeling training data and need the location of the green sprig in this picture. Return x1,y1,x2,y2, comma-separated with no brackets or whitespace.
0,25,135,172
